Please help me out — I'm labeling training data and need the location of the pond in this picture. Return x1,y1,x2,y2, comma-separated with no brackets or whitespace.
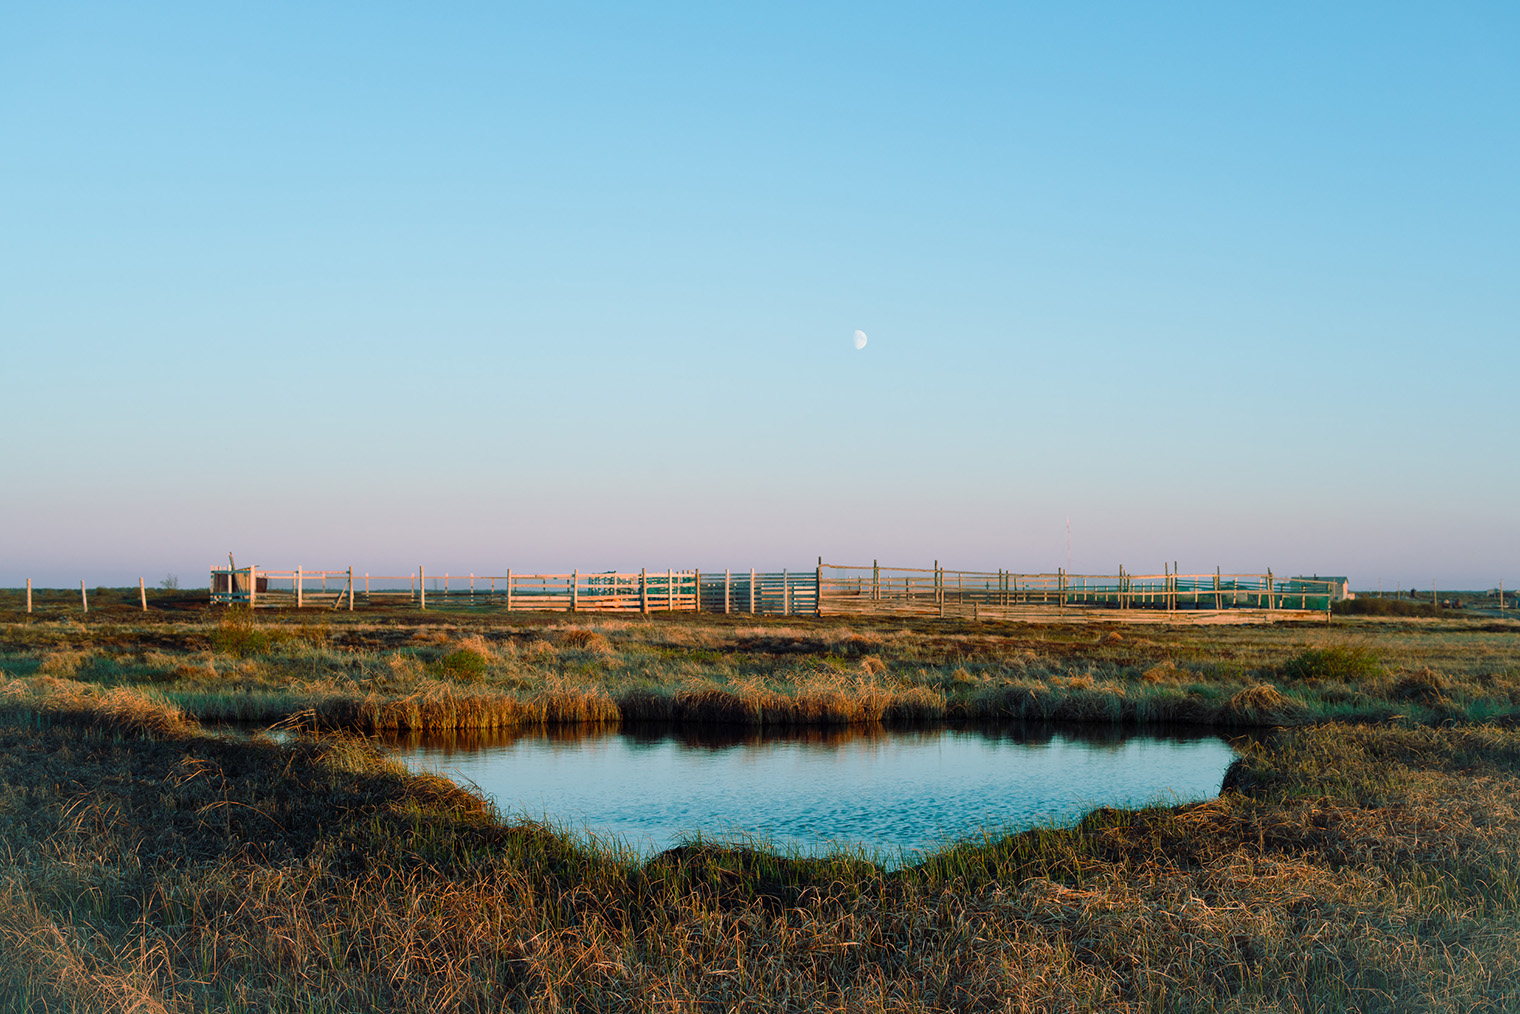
380,723,1242,865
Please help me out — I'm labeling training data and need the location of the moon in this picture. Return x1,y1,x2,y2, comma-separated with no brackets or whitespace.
852,329,868,350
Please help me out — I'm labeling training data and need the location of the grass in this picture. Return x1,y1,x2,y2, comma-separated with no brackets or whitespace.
1,675,1518,1011
1,604,1517,732
1,605,1519,1010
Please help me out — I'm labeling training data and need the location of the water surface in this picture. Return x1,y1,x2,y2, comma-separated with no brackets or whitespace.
382,723,1239,864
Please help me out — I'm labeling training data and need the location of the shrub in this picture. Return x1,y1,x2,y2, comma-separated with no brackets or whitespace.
212,608,271,658
1281,645,1383,681
436,649,488,682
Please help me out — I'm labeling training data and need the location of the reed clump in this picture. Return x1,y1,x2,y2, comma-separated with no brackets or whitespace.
1221,683,1303,725
316,683,551,732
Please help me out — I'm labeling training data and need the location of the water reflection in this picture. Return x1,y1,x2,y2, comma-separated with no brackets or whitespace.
379,722,1241,864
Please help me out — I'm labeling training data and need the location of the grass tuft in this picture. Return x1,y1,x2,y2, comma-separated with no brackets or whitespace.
1222,683,1301,724
559,628,613,654
1392,666,1449,705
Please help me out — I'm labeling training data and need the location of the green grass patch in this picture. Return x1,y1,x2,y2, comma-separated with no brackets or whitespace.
1281,644,1385,681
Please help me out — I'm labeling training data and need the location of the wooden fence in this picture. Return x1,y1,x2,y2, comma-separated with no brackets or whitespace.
212,566,713,614
211,561,1333,620
817,562,1335,621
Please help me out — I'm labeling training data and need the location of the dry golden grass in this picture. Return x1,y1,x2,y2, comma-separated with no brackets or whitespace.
1,674,1519,1012
4,609,1515,737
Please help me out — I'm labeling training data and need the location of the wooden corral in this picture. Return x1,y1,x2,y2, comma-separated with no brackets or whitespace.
818,562,1335,621
211,567,706,614
210,560,1334,622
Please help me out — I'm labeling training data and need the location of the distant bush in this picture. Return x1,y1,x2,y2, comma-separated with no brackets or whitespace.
1333,598,1445,617
1281,645,1384,681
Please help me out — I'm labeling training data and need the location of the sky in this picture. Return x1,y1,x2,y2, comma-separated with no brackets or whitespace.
2,2,1516,589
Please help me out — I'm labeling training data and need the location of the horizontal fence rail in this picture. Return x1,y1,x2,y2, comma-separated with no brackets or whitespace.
210,561,1336,621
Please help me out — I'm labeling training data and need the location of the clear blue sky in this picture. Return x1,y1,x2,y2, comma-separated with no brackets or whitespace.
3,2,1516,588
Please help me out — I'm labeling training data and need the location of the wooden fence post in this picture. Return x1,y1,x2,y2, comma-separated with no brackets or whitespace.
139,577,147,612
749,569,756,614
724,569,731,614
815,557,823,618
873,559,880,602
572,570,579,612
666,570,674,612
419,566,425,610
506,569,513,612
783,569,790,616
347,567,354,611
694,569,701,613
249,566,258,609
80,580,87,614
26,578,32,614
